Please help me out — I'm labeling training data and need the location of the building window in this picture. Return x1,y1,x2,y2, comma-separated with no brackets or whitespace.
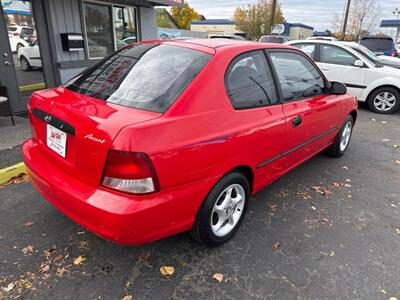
83,2,137,59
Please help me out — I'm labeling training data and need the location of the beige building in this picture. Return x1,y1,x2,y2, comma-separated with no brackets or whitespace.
286,23,314,40
191,19,240,37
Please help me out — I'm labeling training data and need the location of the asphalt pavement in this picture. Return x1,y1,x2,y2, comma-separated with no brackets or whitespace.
0,106,399,299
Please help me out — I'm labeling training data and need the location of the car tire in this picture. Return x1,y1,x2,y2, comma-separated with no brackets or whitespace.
327,115,354,158
367,87,400,114
20,56,32,72
190,172,250,246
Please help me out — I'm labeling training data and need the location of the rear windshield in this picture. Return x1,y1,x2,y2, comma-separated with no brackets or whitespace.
64,44,211,113
7,27,17,32
360,38,394,52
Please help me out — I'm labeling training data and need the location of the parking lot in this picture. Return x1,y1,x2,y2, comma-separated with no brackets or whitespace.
0,105,399,299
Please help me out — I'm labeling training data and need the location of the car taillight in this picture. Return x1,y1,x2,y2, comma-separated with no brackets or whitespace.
390,50,397,57
102,150,159,194
13,32,20,36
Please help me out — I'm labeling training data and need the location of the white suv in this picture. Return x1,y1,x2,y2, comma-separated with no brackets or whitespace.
7,25,33,52
287,40,400,114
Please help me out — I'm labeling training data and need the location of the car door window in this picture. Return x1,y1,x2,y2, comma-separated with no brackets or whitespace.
292,43,317,60
20,28,33,39
320,45,357,66
269,51,325,102
226,50,278,109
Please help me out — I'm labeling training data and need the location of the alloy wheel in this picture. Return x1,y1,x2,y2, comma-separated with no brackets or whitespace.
211,184,245,237
373,92,397,112
340,121,352,152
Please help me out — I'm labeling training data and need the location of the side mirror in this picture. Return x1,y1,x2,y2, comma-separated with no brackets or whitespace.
329,82,347,95
354,60,364,67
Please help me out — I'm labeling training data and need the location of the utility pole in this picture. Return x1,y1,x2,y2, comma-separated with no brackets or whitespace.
268,0,277,35
341,0,351,41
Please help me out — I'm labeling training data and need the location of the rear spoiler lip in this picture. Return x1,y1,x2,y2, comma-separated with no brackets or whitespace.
32,108,75,136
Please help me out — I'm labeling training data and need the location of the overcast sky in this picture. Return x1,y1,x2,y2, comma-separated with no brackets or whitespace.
185,0,400,32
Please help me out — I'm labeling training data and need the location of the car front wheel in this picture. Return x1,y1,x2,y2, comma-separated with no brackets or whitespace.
367,87,400,114
190,172,249,246
327,115,354,157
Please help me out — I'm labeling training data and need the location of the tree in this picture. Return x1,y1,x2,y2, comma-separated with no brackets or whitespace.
156,8,172,28
331,0,381,41
170,3,201,30
233,0,285,40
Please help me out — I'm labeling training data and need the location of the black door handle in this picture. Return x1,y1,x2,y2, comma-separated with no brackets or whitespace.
292,116,303,127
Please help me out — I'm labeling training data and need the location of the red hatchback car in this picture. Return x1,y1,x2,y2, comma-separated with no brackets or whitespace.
22,39,358,246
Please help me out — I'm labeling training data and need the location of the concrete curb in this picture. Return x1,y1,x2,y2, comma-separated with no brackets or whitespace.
0,162,27,185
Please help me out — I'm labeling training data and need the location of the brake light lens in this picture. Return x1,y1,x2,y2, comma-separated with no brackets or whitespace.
390,50,397,57
13,32,20,36
102,150,159,194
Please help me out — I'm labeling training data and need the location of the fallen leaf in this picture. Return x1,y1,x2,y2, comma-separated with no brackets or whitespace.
312,186,332,196
381,121,387,124
24,221,34,227
329,250,335,257
390,204,397,208
382,139,390,142
39,262,50,273
311,205,317,211
4,282,15,292
395,228,400,235
73,255,86,265
56,266,68,277
213,272,224,282
380,289,387,294
320,218,330,224
342,166,349,170
273,242,281,249
54,255,64,262
347,194,352,199
160,266,174,276
395,160,400,165
371,118,376,122
22,245,34,254
394,144,399,149
122,296,133,300
344,183,352,188
388,297,397,300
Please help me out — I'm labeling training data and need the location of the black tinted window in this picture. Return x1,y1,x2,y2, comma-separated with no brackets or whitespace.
65,44,211,113
360,38,394,52
270,51,325,102
226,51,278,109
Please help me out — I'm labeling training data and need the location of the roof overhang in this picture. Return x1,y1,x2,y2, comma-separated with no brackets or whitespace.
151,0,184,7
380,19,400,28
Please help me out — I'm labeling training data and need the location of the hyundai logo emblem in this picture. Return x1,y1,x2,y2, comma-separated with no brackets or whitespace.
44,115,52,123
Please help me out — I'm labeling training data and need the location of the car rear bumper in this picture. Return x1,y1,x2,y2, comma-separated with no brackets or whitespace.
22,138,215,245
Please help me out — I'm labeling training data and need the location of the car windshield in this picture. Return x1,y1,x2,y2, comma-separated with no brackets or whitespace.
349,45,381,66
261,36,284,43
360,38,394,52
64,44,211,113
7,27,17,32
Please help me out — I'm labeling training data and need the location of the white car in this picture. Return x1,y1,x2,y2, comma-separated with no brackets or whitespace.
287,40,400,114
306,36,337,41
17,39,42,71
342,42,400,69
7,25,33,52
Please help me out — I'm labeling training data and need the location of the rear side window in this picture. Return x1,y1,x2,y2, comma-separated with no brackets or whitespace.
7,27,17,32
269,51,325,102
225,50,278,109
292,43,317,60
360,38,394,52
65,44,211,113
